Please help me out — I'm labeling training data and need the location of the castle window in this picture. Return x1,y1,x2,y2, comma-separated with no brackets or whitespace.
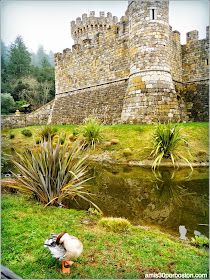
91,24,93,30
150,8,157,20
152,9,155,20
206,58,209,65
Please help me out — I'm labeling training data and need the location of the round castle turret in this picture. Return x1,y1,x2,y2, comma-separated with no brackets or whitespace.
71,11,119,45
121,0,181,123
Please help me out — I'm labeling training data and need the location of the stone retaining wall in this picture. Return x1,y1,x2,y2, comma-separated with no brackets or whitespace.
50,80,128,125
1,100,54,128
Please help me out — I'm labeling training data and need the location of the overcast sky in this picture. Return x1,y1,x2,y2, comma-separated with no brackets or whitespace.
1,0,209,54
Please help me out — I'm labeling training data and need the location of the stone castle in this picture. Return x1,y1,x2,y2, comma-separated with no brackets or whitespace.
2,0,209,128
49,0,209,125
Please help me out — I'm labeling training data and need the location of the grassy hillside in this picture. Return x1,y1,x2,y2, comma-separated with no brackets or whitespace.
1,193,209,279
2,123,209,166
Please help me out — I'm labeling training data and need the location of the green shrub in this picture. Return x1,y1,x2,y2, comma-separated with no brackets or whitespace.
123,148,132,157
190,236,209,248
8,136,99,209
151,121,192,170
37,125,57,140
98,217,131,232
21,129,32,137
81,116,103,149
1,150,9,169
88,208,103,219
2,127,10,133
1,93,15,115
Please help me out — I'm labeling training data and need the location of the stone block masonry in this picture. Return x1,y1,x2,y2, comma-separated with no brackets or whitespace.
50,80,128,125
1,100,54,128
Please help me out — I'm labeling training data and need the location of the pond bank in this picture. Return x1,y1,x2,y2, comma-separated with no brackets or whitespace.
1,193,209,279
88,153,209,167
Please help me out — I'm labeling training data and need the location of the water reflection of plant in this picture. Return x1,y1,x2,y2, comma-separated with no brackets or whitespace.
152,169,195,206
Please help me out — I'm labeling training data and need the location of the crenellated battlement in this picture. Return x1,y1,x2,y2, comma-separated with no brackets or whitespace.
71,11,128,44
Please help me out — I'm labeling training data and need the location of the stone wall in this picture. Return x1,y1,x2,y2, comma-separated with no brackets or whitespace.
55,18,129,95
50,80,128,125
175,80,209,122
169,28,182,82
1,100,54,128
182,27,209,82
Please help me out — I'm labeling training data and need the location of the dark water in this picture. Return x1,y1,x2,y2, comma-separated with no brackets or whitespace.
65,164,209,239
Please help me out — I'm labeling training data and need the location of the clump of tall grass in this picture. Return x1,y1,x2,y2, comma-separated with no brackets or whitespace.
80,116,103,149
21,129,32,137
151,121,192,170
190,236,209,248
8,136,99,209
37,125,57,140
98,217,131,232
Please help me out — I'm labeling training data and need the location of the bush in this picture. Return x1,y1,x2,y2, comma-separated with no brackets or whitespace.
21,129,32,137
98,217,131,232
1,93,15,115
1,150,9,169
151,121,192,170
37,125,57,140
8,136,99,209
81,116,103,149
190,236,209,248
123,148,132,157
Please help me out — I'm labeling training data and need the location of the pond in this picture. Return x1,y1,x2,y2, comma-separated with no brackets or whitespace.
65,164,209,239
2,152,209,239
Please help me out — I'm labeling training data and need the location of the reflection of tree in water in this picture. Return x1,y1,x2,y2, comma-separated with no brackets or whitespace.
141,168,195,225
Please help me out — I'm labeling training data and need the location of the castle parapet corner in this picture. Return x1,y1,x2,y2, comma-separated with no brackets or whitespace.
186,30,198,42
72,44,81,53
206,26,209,39
63,48,72,55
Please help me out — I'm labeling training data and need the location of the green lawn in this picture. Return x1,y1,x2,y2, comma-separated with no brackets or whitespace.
1,122,209,165
1,193,209,279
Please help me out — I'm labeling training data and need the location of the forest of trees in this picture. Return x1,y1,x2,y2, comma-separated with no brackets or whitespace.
1,36,55,114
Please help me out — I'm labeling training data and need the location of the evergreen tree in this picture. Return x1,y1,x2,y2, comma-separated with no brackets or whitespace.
8,36,31,78
1,40,9,63
36,45,47,67
48,50,55,67
41,57,51,68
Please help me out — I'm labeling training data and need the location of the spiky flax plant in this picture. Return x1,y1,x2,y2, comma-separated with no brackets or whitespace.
81,116,103,149
151,121,192,170
9,136,99,209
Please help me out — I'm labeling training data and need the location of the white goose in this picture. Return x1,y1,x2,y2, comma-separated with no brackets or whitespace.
44,232,83,274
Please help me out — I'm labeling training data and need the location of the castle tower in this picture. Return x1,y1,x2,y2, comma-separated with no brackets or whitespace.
121,0,181,124
71,11,118,45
